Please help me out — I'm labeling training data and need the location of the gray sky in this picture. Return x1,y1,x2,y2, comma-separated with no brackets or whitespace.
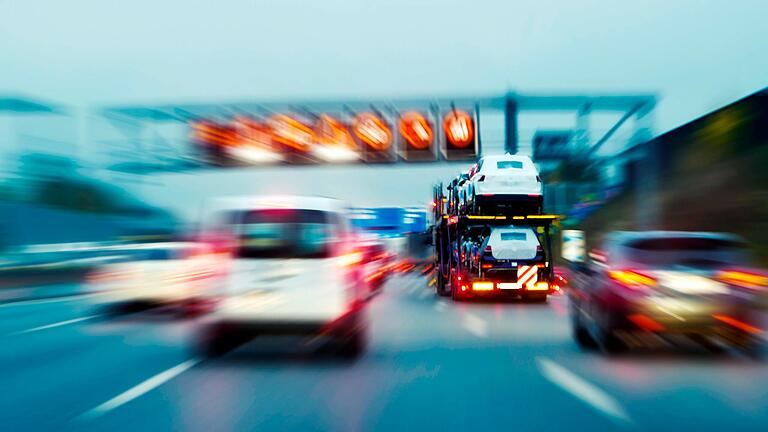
2,0,767,133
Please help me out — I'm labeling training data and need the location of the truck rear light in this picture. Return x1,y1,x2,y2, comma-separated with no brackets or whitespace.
484,245,492,253
527,281,549,291
472,281,494,291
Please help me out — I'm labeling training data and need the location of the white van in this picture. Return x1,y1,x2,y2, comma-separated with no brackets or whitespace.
197,195,368,358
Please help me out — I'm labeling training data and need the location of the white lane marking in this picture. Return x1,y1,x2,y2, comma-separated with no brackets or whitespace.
0,293,97,308
537,357,632,424
78,359,200,421
462,314,488,338
11,315,99,336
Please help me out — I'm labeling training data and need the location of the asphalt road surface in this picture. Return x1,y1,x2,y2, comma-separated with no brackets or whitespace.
1,274,767,431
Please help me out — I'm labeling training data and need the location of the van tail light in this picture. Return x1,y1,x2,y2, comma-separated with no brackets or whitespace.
608,269,656,290
339,251,363,267
484,245,492,254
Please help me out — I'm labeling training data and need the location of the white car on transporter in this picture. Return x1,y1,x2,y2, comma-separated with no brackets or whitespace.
465,154,543,215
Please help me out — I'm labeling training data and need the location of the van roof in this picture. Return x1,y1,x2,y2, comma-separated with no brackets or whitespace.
209,195,347,213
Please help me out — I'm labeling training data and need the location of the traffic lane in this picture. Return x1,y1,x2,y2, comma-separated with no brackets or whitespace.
0,288,100,336
0,306,197,430
548,331,768,430
81,274,619,432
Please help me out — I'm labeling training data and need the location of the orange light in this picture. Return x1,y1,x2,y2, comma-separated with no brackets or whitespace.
608,270,656,289
527,281,549,291
443,110,474,148
352,112,392,150
713,314,763,334
472,281,494,291
398,111,434,150
190,121,238,147
314,114,356,150
481,263,493,269
717,270,768,289
628,314,665,332
268,114,314,151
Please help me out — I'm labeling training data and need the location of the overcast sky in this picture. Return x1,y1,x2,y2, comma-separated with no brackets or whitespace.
2,0,767,133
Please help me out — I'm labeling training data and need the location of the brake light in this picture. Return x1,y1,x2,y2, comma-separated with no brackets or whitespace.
527,281,549,291
717,269,768,289
481,263,493,269
339,251,362,267
608,269,656,289
472,281,494,291
713,314,763,334
628,314,665,332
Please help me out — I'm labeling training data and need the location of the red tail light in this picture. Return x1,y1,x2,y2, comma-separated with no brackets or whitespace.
481,263,493,269
484,245,492,254
608,269,656,290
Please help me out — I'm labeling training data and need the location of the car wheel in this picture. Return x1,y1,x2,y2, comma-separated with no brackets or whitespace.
199,324,244,358
336,328,367,360
596,325,627,355
733,333,765,360
571,303,597,350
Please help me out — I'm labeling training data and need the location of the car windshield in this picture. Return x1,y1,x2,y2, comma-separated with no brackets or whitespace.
623,236,749,268
233,209,334,258
500,232,527,241
496,161,523,169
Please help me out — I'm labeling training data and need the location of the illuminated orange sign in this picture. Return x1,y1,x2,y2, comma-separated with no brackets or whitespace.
443,110,474,148
268,114,314,152
190,121,237,147
352,113,392,151
233,116,273,150
315,114,356,150
399,111,434,150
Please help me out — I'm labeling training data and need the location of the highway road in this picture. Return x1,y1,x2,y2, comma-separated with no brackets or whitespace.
1,274,768,431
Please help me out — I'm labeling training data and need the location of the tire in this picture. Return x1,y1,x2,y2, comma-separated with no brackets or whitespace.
571,304,597,350
199,324,244,358
336,328,367,360
437,270,451,297
596,325,627,355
